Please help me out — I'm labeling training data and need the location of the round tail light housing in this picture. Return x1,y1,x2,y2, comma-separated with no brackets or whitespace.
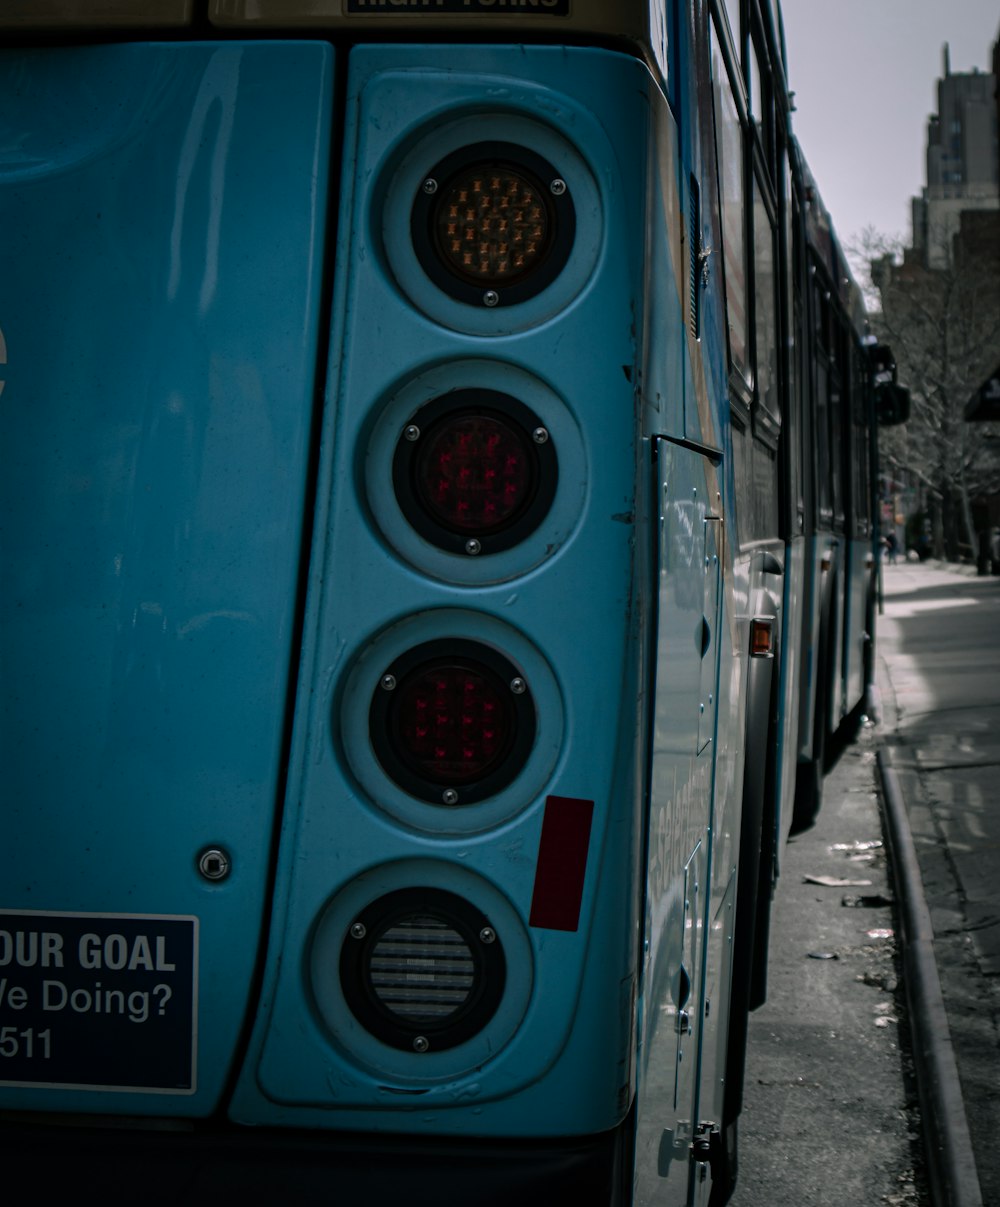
411,141,575,307
369,639,536,805
339,887,506,1053
393,390,557,556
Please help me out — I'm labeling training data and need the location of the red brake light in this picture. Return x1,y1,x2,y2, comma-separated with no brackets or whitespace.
370,640,536,805
394,661,513,786
415,412,535,536
393,391,556,556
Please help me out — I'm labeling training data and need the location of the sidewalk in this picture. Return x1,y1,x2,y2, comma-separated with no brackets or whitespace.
876,559,1000,1207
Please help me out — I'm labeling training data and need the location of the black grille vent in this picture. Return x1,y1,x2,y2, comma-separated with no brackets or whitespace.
370,917,475,1021
689,174,701,339
340,887,506,1052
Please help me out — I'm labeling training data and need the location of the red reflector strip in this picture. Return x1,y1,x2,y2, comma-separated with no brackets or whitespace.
529,795,594,932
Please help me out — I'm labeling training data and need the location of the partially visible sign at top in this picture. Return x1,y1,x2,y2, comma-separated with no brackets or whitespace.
347,0,570,14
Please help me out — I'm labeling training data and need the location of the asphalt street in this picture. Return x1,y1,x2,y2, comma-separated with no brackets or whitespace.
733,558,1000,1206
732,717,926,1206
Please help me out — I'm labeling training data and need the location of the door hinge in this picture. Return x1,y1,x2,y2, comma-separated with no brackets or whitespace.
691,1122,736,1207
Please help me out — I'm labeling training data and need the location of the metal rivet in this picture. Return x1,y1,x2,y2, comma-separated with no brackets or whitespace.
550,178,567,196
465,538,482,556
380,674,397,691
510,677,526,695
413,1035,430,1053
197,847,231,882
350,922,367,940
442,788,459,805
479,927,496,945
483,290,500,307
422,178,438,195
404,424,420,442
532,426,549,444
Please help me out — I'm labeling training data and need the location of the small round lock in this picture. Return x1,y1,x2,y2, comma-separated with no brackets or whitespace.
197,847,231,882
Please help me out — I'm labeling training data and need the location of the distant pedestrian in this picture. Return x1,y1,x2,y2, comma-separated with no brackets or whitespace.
884,531,898,564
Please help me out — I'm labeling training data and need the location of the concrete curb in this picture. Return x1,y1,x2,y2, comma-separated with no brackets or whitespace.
876,748,983,1207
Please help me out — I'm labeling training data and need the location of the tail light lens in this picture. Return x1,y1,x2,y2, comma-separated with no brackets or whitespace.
750,617,775,658
411,141,575,307
369,639,536,805
393,390,557,555
339,887,506,1053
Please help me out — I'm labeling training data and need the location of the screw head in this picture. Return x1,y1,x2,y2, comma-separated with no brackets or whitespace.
197,847,231,882
532,426,549,444
479,927,496,945
380,674,397,692
465,538,482,556
350,922,367,940
550,178,567,196
413,1035,430,1052
422,178,438,195
403,424,420,442
483,290,500,307
510,677,527,695
442,788,459,805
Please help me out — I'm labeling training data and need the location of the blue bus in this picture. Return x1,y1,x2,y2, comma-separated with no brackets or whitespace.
0,2,906,1203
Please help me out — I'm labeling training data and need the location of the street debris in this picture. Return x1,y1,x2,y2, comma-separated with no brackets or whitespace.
804,874,874,887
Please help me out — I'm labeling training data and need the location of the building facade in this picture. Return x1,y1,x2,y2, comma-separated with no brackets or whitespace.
911,43,999,269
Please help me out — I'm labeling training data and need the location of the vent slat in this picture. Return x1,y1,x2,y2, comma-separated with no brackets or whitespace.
370,915,475,1022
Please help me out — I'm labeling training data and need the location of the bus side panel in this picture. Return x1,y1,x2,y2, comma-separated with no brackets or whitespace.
634,440,719,1206
0,41,333,1115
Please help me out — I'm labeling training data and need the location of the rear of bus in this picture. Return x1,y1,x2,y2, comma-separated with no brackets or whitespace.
0,4,737,1204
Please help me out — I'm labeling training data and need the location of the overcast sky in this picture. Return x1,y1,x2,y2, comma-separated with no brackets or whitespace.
779,0,999,253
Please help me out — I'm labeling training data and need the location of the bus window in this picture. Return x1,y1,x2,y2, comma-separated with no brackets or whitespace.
752,168,780,435
852,349,872,537
830,324,847,530
710,14,753,400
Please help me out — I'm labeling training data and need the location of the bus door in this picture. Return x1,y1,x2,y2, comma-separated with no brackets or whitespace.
635,437,723,1206
0,41,333,1115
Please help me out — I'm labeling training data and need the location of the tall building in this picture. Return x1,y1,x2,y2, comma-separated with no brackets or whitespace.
911,43,999,268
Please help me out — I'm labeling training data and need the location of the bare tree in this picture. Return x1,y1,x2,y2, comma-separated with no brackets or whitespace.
850,218,1000,560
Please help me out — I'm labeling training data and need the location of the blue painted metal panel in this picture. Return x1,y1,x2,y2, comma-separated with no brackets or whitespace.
228,44,654,1137
0,42,333,1113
